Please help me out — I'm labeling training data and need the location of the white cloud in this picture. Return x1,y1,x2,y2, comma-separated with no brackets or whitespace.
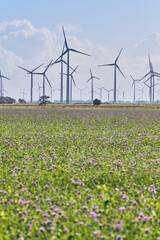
0,19,57,60
57,23,80,33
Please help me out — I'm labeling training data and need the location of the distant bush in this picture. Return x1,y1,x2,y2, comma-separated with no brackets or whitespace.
18,98,26,104
93,98,101,106
0,96,16,104
38,95,50,106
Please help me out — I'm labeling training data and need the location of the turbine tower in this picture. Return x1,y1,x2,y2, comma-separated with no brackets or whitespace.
61,26,90,104
37,83,43,99
34,60,53,97
130,75,139,104
50,88,57,103
97,87,103,101
62,65,78,103
20,88,26,100
0,71,11,97
138,88,145,101
1,84,8,96
144,81,158,104
98,48,125,103
51,54,74,104
77,87,86,101
103,88,113,103
18,63,43,103
86,69,100,102
51,45,68,104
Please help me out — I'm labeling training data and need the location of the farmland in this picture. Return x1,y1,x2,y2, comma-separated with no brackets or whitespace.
0,108,160,240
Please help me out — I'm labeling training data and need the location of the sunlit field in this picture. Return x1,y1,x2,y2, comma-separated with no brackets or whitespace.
0,108,160,240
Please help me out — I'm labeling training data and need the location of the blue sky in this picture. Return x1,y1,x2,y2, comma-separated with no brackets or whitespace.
1,0,160,102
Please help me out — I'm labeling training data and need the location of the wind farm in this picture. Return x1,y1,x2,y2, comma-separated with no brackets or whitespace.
1,26,160,105
2,1,160,240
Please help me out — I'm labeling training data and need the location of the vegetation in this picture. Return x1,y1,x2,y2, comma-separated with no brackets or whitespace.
93,99,101,106
0,108,160,239
0,96,16,104
38,95,50,106
18,98,26,104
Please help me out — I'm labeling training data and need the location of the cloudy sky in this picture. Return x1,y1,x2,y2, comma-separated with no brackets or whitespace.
1,0,160,102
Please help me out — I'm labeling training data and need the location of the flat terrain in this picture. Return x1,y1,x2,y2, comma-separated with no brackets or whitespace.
0,107,160,239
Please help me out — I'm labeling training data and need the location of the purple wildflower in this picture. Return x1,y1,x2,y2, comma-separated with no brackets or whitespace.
119,207,125,212
39,227,45,232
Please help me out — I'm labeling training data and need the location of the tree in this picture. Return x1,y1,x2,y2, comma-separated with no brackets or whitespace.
93,98,101,106
0,96,16,104
38,95,50,106
18,98,26,104
5,97,16,104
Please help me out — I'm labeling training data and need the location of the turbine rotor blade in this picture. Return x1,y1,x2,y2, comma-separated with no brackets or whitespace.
45,75,52,89
44,59,53,73
144,82,150,88
115,48,123,63
2,76,11,80
148,54,154,72
144,75,153,83
139,72,150,81
62,26,68,49
103,87,108,92
130,75,135,81
116,65,125,78
86,77,92,83
71,65,79,75
153,72,160,77
69,48,90,57
93,76,100,80
32,63,44,72
98,63,114,67
90,69,92,77
109,89,114,92
18,66,30,73
33,72,43,75
62,60,74,71
71,76,76,86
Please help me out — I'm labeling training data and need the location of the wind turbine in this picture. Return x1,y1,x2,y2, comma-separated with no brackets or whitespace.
103,88,113,103
2,89,8,96
61,26,90,104
144,81,158,103
116,86,121,102
20,88,26,100
37,83,43,99
122,91,125,102
50,45,73,104
86,69,100,102
1,84,8,97
97,87,103,101
130,75,139,104
0,71,11,97
138,88,145,101
77,87,86,101
98,48,125,103
139,55,160,103
34,60,53,97
49,88,57,103
18,63,43,103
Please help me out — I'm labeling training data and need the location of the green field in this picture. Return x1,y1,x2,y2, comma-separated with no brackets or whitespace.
0,108,160,239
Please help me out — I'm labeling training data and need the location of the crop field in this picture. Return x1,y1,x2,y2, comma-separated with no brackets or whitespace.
0,108,160,240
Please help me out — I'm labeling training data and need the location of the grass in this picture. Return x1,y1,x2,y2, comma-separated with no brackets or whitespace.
0,107,160,239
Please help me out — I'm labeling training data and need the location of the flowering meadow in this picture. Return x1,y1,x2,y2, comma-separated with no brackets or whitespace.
0,108,160,240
